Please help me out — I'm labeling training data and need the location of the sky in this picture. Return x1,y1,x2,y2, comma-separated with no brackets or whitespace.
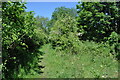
25,2,78,19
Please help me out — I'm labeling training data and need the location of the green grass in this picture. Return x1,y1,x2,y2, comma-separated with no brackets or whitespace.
39,43,118,78
21,41,118,78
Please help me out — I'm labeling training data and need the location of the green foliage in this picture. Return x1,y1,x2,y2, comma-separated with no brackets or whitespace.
105,32,120,60
49,15,80,53
48,7,82,54
2,1,119,78
48,7,77,28
0,2,2,77
2,2,41,78
40,44,118,78
35,16,49,29
52,6,77,20
77,2,120,41
107,32,119,45
34,16,49,45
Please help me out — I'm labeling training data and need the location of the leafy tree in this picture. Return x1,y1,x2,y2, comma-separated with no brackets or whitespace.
49,14,80,54
48,7,81,54
48,7,77,28
34,16,49,45
35,16,49,29
76,2,120,41
52,6,77,20
2,2,41,78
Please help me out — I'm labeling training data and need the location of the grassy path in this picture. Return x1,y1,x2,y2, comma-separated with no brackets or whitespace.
38,44,118,78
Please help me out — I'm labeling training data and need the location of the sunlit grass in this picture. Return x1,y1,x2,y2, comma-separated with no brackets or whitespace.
40,43,118,78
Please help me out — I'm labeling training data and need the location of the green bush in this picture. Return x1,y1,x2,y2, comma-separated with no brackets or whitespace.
2,2,42,78
49,15,80,53
106,32,120,60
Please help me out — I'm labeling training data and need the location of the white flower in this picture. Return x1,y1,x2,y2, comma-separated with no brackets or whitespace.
76,33,83,36
102,75,105,78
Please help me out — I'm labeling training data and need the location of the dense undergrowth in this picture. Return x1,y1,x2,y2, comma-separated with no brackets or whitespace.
40,43,118,78
1,1,120,79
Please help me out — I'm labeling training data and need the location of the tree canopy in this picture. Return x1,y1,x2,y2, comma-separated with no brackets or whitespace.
76,2,120,41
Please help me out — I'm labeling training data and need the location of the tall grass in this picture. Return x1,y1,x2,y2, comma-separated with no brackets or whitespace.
40,42,118,78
